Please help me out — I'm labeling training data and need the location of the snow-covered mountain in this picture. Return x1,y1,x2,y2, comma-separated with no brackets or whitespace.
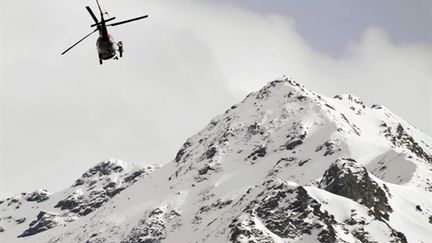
1,78,432,243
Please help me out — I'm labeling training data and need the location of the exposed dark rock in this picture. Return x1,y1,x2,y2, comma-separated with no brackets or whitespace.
285,140,303,150
86,234,108,243
198,205,211,214
319,158,392,220
325,104,335,110
25,190,50,203
0,227,4,233
55,188,123,216
69,192,110,216
194,199,233,225
334,94,366,108
73,178,85,187
212,199,233,209
343,210,371,242
106,187,125,198
7,197,20,206
267,157,297,177
55,165,150,219
283,123,307,152
209,120,218,128
382,123,432,163
229,218,274,243
352,229,372,243
18,211,60,237
389,229,408,243
175,141,192,163
247,146,267,161
256,185,336,242
124,169,146,183
256,87,271,100
198,165,214,175
230,180,337,243
298,159,311,166
73,161,125,187
276,157,296,165
55,193,82,211
90,161,123,175
333,95,343,100
340,113,361,135
315,140,341,156
297,95,307,101
205,147,217,160
103,181,117,190
255,79,304,100
15,217,26,224
247,123,262,136
219,130,235,145
121,208,171,243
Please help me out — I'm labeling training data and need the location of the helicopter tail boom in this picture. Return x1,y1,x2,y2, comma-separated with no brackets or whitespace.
96,0,103,17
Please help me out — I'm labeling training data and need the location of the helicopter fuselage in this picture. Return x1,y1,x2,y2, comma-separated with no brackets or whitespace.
96,14,121,61
97,35,119,60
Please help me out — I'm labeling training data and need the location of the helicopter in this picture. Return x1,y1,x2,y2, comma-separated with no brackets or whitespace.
61,0,148,64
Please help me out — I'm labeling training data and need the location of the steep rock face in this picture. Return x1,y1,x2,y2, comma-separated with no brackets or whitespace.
0,189,51,210
121,207,179,243
54,160,156,217
24,190,50,203
319,158,392,220
1,78,432,243
18,211,76,238
382,123,432,163
229,180,337,243
0,159,156,240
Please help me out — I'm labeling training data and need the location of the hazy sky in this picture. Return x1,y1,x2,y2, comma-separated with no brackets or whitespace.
1,0,431,198
213,0,432,56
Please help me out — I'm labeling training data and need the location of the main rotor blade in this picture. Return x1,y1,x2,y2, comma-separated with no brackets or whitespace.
107,15,148,27
86,6,98,23
90,17,116,28
61,29,98,55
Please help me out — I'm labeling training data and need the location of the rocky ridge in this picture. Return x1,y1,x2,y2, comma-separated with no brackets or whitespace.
1,78,431,243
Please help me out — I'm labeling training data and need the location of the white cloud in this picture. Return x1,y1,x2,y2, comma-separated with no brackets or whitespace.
148,0,431,132
1,0,431,197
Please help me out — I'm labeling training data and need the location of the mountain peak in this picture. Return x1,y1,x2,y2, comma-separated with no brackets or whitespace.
72,159,130,187
172,78,431,190
244,78,319,104
2,79,431,243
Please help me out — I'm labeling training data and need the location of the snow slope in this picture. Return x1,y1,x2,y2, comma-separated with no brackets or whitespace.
1,78,431,243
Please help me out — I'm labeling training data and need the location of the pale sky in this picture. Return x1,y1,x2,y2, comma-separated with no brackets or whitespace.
212,0,432,56
1,0,431,198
